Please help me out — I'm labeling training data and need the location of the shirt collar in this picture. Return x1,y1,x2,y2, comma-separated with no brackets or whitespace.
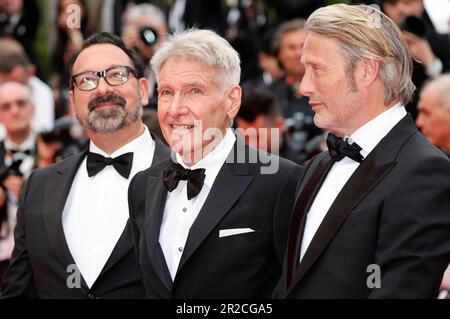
4,133,35,152
176,128,236,188
89,125,154,158
348,103,407,158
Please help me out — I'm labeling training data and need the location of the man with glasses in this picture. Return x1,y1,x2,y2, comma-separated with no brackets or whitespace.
0,82,37,287
0,32,169,298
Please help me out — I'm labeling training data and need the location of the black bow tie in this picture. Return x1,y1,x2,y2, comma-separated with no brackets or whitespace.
9,148,32,156
326,133,364,163
163,162,206,200
86,152,134,178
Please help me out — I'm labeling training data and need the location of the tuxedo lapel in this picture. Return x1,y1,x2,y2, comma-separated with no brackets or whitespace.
151,134,169,166
96,222,134,280
98,135,169,280
287,115,417,293
176,144,253,275
286,153,334,290
289,154,395,292
43,151,89,290
144,166,173,293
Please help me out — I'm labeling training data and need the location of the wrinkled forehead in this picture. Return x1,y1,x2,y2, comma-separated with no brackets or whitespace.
158,56,223,88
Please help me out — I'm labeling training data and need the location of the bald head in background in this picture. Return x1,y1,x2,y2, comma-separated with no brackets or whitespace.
417,74,450,154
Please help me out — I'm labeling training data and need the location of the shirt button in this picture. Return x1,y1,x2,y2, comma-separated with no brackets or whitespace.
182,207,187,212
178,247,183,252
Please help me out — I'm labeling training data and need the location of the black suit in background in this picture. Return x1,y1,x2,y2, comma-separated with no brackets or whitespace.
129,137,303,298
0,135,169,298
0,0,40,73
274,115,450,298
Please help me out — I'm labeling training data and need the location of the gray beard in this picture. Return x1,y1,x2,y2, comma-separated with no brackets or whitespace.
78,103,143,133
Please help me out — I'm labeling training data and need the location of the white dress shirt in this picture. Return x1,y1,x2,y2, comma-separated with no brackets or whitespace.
62,125,155,288
3,134,36,178
0,134,36,262
29,76,55,133
159,129,236,280
300,103,407,262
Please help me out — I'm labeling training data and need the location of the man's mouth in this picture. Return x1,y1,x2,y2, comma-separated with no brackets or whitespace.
88,94,126,111
93,102,118,109
171,124,194,130
309,101,322,110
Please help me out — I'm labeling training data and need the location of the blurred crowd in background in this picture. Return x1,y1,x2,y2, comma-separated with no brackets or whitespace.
0,0,450,292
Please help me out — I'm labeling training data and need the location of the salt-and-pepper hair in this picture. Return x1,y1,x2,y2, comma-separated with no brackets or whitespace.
124,3,167,29
151,29,241,89
305,4,415,105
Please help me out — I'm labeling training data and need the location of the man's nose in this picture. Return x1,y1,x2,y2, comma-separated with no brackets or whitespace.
299,70,313,97
416,113,424,128
167,93,189,116
95,76,114,95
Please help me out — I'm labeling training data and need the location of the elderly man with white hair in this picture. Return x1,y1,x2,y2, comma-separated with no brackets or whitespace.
128,29,303,298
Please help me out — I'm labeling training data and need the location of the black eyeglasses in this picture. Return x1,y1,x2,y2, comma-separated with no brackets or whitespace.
71,66,137,91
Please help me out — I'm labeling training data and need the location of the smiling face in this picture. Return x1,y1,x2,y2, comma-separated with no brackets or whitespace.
157,57,241,164
68,43,149,135
299,32,366,136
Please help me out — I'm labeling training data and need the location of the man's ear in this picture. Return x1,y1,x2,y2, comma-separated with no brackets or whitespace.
28,65,36,77
226,85,242,120
139,77,150,106
358,58,379,87
275,115,285,131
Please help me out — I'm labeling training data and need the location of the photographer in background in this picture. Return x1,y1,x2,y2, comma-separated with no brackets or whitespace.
37,116,87,168
0,82,37,285
269,18,323,162
381,0,450,118
122,3,168,109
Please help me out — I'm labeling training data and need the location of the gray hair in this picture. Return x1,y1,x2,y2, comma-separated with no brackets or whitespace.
125,3,166,29
151,29,241,88
305,4,415,105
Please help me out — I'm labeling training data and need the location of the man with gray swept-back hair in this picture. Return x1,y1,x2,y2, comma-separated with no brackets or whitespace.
274,4,450,298
128,29,303,298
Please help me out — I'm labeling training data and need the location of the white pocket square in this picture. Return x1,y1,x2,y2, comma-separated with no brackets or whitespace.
219,228,255,238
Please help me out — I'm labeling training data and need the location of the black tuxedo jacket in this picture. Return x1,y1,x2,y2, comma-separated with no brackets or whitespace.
129,139,303,298
0,135,169,298
274,115,450,298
